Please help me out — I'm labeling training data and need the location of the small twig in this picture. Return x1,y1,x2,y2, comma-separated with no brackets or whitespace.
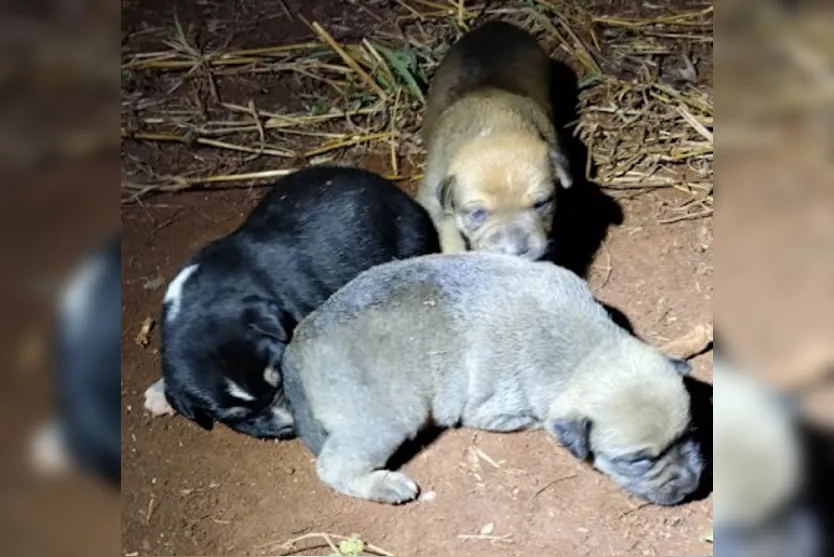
121,168,298,203
248,99,267,155
278,0,294,20
660,324,713,360
677,105,713,143
658,209,713,224
304,132,391,157
594,243,614,290
599,181,676,190
620,501,651,517
458,533,513,542
124,131,295,158
472,447,503,471
531,473,578,499
269,532,395,556
221,103,379,128
593,6,713,28
322,533,340,555
362,39,396,86
390,88,401,175
145,495,156,525
455,0,469,31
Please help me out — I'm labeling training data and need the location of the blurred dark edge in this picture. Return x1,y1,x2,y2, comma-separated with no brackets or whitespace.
0,1,120,557
800,421,834,557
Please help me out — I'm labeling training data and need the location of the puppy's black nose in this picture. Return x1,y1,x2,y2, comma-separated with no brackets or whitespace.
508,239,531,257
491,230,530,256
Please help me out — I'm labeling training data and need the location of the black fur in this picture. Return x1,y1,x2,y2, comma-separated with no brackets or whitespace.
54,234,121,486
160,166,440,439
430,20,551,112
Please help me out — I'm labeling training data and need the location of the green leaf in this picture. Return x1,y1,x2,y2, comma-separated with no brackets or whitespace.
338,534,365,556
373,43,426,103
578,74,602,90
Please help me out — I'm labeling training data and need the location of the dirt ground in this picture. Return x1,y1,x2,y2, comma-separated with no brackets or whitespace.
120,1,713,555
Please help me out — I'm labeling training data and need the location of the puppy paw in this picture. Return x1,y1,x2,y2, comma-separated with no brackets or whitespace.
143,379,175,417
366,470,419,504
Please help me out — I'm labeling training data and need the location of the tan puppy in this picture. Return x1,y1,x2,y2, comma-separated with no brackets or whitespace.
418,21,572,260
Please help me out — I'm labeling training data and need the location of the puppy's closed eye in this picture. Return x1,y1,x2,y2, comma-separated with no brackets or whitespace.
531,195,554,212
465,207,489,226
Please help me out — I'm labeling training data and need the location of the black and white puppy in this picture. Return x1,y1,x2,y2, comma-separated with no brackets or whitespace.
30,234,122,486
143,166,440,439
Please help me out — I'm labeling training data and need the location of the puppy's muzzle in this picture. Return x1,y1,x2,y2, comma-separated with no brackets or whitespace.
226,403,295,440
638,438,704,506
605,438,704,506
481,227,547,260
645,462,702,506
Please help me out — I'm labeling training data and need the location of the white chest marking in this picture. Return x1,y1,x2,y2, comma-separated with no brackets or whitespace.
164,264,199,321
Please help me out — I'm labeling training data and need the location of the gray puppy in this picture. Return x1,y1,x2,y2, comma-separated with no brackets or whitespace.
283,253,703,506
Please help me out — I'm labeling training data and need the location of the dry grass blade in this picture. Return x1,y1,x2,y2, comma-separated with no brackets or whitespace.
593,6,713,27
121,43,323,70
308,21,388,100
676,105,713,143
125,131,295,158
121,169,298,203
304,132,392,157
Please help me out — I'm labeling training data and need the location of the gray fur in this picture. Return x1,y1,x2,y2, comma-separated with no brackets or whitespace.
283,252,703,505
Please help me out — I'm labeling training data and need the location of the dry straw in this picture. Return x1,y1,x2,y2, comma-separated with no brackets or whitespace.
121,0,713,221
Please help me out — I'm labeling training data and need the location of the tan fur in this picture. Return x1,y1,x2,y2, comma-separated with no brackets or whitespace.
550,343,691,457
418,22,572,260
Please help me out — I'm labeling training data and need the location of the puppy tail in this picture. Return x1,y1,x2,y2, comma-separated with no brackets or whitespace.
281,351,328,456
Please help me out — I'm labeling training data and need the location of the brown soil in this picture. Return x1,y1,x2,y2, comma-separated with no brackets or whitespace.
121,1,713,555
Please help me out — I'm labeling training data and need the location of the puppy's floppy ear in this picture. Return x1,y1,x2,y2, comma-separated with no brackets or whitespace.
549,149,573,189
547,416,592,460
667,357,692,376
437,175,457,212
243,297,294,360
164,389,214,431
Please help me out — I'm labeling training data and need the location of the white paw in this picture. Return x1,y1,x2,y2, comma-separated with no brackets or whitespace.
143,378,175,416
367,470,419,504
